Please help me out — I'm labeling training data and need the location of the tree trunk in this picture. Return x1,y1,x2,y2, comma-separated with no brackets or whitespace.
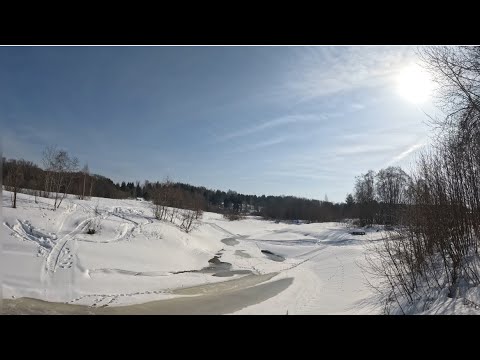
82,173,86,200
13,186,17,208
89,178,94,198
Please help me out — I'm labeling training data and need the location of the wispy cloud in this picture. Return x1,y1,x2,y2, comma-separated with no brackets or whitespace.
229,136,288,153
217,114,324,142
280,46,416,104
335,124,427,142
351,103,365,110
264,171,337,180
388,141,425,165
335,144,398,156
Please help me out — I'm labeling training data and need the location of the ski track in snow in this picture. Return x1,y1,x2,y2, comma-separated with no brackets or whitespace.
205,222,236,236
43,204,158,285
4,201,156,279
46,217,93,273
3,220,58,252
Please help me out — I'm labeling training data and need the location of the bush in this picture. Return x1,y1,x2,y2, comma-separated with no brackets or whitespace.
223,212,245,221
178,209,198,233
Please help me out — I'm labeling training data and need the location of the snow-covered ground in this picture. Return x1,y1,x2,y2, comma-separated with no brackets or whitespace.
1,190,387,314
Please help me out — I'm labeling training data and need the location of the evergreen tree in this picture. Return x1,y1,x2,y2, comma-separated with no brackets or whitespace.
345,193,354,206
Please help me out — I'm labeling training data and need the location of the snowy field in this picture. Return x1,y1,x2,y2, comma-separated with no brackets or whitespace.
1,190,388,314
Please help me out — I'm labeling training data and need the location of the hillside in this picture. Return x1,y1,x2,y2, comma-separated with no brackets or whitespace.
2,190,385,314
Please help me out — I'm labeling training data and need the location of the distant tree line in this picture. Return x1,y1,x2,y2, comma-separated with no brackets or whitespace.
259,195,347,222
3,149,357,222
2,148,418,227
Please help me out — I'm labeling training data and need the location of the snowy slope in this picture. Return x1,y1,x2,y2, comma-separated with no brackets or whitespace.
2,191,226,305
2,190,387,313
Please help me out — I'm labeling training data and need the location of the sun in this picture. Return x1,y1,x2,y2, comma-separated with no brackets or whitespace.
396,64,433,104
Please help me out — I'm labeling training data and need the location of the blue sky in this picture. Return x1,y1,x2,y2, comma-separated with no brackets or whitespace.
0,46,437,202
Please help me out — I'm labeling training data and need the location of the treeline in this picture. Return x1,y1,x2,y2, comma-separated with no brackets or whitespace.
4,146,417,225
143,182,355,222
3,150,356,221
260,196,347,222
2,156,130,206
350,166,410,226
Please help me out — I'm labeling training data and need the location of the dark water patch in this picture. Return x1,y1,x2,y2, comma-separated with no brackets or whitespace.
235,250,252,258
208,256,222,264
173,256,233,276
261,250,285,262
212,270,253,277
207,256,232,270
221,238,239,246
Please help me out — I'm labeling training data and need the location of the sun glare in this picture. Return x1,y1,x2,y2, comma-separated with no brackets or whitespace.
396,64,433,104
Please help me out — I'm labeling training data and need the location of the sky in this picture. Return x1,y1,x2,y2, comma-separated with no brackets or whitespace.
0,46,439,202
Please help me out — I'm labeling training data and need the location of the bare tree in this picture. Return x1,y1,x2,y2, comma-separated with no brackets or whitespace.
364,47,480,312
419,46,480,127
354,170,376,226
89,174,95,198
6,159,24,208
192,192,205,220
178,209,197,233
80,163,89,200
152,179,174,221
375,167,410,225
42,145,79,210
